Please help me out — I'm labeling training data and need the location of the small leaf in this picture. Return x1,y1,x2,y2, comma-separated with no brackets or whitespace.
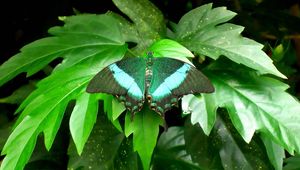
148,39,194,64
112,97,126,120
132,107,163,170
182,94,217,135
70,93,98,155
175,3,286,78
124,112,134,137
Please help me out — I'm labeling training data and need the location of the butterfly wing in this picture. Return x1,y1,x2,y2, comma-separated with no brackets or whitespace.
87,57,146,114
148,57,214,114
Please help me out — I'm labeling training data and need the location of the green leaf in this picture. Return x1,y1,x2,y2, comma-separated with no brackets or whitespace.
284,155,300,170
112,97,126,120
100,94,123,132
132,107,163,170
49,14,124,44
124,112,135,137
107,12,139,44
43,100,68,150
184,113,272,170
261,134,285,170
176,3,236,39
153,126,201,170
68,111,138,169
70,93,98,155
112,0,165,53
213,113,272,170
200,61,300,154
0,14,124,87
175,3,286,78
184,119,223,170
1,44,127,170
182,94,217,135
148,39,194,65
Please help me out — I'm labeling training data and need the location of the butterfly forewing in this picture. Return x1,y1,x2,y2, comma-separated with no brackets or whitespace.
87,57,146,114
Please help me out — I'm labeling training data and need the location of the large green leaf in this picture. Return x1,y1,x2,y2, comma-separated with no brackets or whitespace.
0,14,124,87
189,60,300,155
0,45,127,170
175,3,286,78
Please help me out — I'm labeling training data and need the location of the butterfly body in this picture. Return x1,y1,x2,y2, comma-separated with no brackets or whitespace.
87,52,214,116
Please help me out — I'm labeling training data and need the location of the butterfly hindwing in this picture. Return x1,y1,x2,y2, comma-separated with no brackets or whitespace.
87,57,146,114
148,57,214,114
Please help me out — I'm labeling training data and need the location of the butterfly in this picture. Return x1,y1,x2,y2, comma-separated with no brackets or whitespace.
86,52,214,117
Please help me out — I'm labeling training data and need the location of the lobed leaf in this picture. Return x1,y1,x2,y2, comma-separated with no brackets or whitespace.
1,44,127,170
0,14,124,87
175,3,286,78
188,61,300,155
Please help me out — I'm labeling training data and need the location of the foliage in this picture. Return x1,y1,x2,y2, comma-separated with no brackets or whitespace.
0,0,300,169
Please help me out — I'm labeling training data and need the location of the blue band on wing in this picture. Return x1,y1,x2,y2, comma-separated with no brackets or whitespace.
152,64,190,98
109,64,143,98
